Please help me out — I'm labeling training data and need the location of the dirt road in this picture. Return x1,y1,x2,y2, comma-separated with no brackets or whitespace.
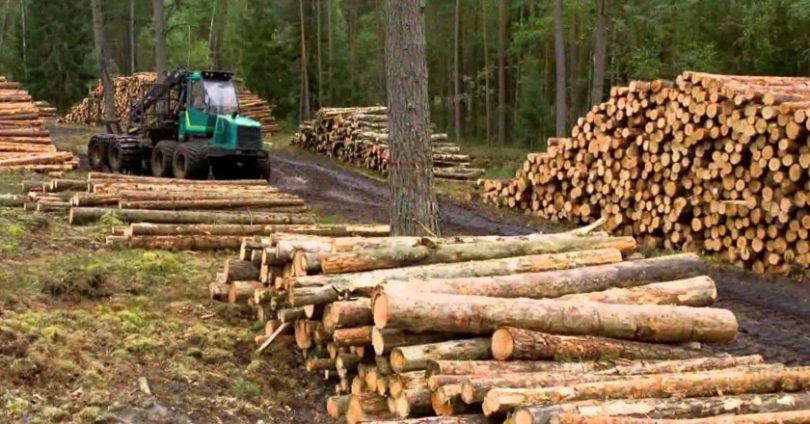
269,148,810,366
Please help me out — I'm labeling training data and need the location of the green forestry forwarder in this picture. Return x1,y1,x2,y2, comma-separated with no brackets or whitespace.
87,67,270,180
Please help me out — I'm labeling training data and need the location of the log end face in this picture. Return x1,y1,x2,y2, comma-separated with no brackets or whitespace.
389,349,406,373
513,409,533,424
372,294,389,328
491,327,515,361
460,381,476,405
371,326,385,355
393,393,410,418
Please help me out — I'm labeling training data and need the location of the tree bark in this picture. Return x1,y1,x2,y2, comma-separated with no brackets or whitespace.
491,327,711,361
589,0,608,105
298,0,311,121
346,392,392,424
327,0,334,103
153,0,167,77
129,0,136,74
553,409,810,424
389,371,427,397
512,393,810,424
482,0,492,144
69,207,314,225
432,384,475,416
319,234,635,274
220,259,260,283
106,235,244,251
482,366,810,415
227,281,262,304
359,416,495,424
385,0,440,237
289,249,624,307
118,197,306,210
315,0,323,107
376,254,705,299
90,0,116,123
327,394,350,418
322,299,372,333
125,223,388,237
394,388,433,418
373,292,738,343
553,0,567,136
372,328,458,355
390,338,491,373
333,326,374,346
554,277,717,306
425,360,611,379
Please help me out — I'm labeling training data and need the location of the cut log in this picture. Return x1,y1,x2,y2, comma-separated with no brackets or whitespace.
346,393,392,424
288,248,625,307
481,366,810,415
221,259,261,283
424,360,615,379
555,276,717,306
118,197,306,210
227,281,262,304
306,358,336,372
126,223,389,237
333,326,374,346
322,299,373,333
461,357,769,405
554,410,810,424
378,254,704,299
0,194,25,207
319,234,636,274
432,384,476,417
372,328,458,355
373,291,738,343
491,327,707,361
356,416,495,424
105,235,243,251
389,372,427,397
390,338,491,373
327,395,351,418
69,207,315,225
394,388,433,418
513,392,810,424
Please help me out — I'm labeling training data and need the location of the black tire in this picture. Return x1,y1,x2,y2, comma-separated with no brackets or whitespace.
88,136,109,171
245,157,271,182
107,136,142,174
173,142,210,180
151,140,178,178
210,158,237,180
141,147,153,176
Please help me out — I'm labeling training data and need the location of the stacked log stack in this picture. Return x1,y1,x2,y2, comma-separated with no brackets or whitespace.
62,73,157,127
479,71,810,274
34,101,58,119
291,107,485,181
0,75,78,172
61,74,278,136
235,81,280,136
209,219,810,423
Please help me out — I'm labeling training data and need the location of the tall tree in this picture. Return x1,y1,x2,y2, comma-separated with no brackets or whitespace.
590,0,608,105
453,0,463,140
129,0,136,73
553,0,566,136
327,0,334,103
316,0,323,107
298,0,311,120
91,0,116,122
482,0,492,144
385,0,440,236
153,0,166,76
497,0,507,145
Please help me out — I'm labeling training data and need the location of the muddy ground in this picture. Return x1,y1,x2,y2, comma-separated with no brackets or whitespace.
1,125,810,423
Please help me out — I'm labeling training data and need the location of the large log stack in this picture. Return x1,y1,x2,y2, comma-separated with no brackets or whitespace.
235,81,279,136
208,220,810,423
0,75,78,172
62,73,157,127
61,74,278,135
291,107,485,181
479,71,810,274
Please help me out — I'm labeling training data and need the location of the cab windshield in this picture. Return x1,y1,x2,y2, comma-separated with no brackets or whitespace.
203,80,239,115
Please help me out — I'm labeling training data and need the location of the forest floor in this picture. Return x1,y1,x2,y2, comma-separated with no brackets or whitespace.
1,124,810,423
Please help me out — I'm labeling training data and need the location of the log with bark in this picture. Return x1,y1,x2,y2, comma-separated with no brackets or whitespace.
373,291,738,343
389,338,492,373
481,365,810,415
69,207,315,225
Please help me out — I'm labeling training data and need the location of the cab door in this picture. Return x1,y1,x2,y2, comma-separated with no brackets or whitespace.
181,80,214,140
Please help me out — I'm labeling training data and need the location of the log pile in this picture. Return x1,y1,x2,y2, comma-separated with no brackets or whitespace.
478,71,810,274
210,220,810,423
3,172,368,251
235,81,279,136
35,101,58,119
61,73,157,127
291,107,485,181
0,75,78,172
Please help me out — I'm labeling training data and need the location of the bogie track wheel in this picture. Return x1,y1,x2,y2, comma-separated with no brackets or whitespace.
173,142,210,180
88,136,109,171
107,136,142,174
151,140,179,178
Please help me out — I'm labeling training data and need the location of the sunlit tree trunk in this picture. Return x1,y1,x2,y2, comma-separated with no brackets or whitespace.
91,0,116,123
553,0,567,137
299,0,311,120
153,0,167,77
590,0,608,105
453,0,463,140
497,0,507,144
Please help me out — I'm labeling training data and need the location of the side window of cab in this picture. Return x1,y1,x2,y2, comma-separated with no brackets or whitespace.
190,81,206,110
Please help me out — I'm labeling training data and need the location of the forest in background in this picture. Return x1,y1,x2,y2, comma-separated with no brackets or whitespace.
1,0,810,148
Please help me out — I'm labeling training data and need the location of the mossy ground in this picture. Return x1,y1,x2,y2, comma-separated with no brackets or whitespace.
0,170,327,423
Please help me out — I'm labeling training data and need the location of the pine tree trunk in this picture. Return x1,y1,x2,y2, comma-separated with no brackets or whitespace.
153,0,167,77
299,0,311,121
497,0,507,144
453,0,463,140
327,0,334,103
553,0,567,137
385,0,440,237
316,0,323,107
129,0,136,73
91,0,116,123
589,0,608,105
482,0,492,145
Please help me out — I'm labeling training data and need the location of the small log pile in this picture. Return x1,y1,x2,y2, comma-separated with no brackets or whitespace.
0,76,78,172
211,220,810,423
291,107,485,181
235,81,279,136
479,71,810,274
61,73,157,127
34,101,58,119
